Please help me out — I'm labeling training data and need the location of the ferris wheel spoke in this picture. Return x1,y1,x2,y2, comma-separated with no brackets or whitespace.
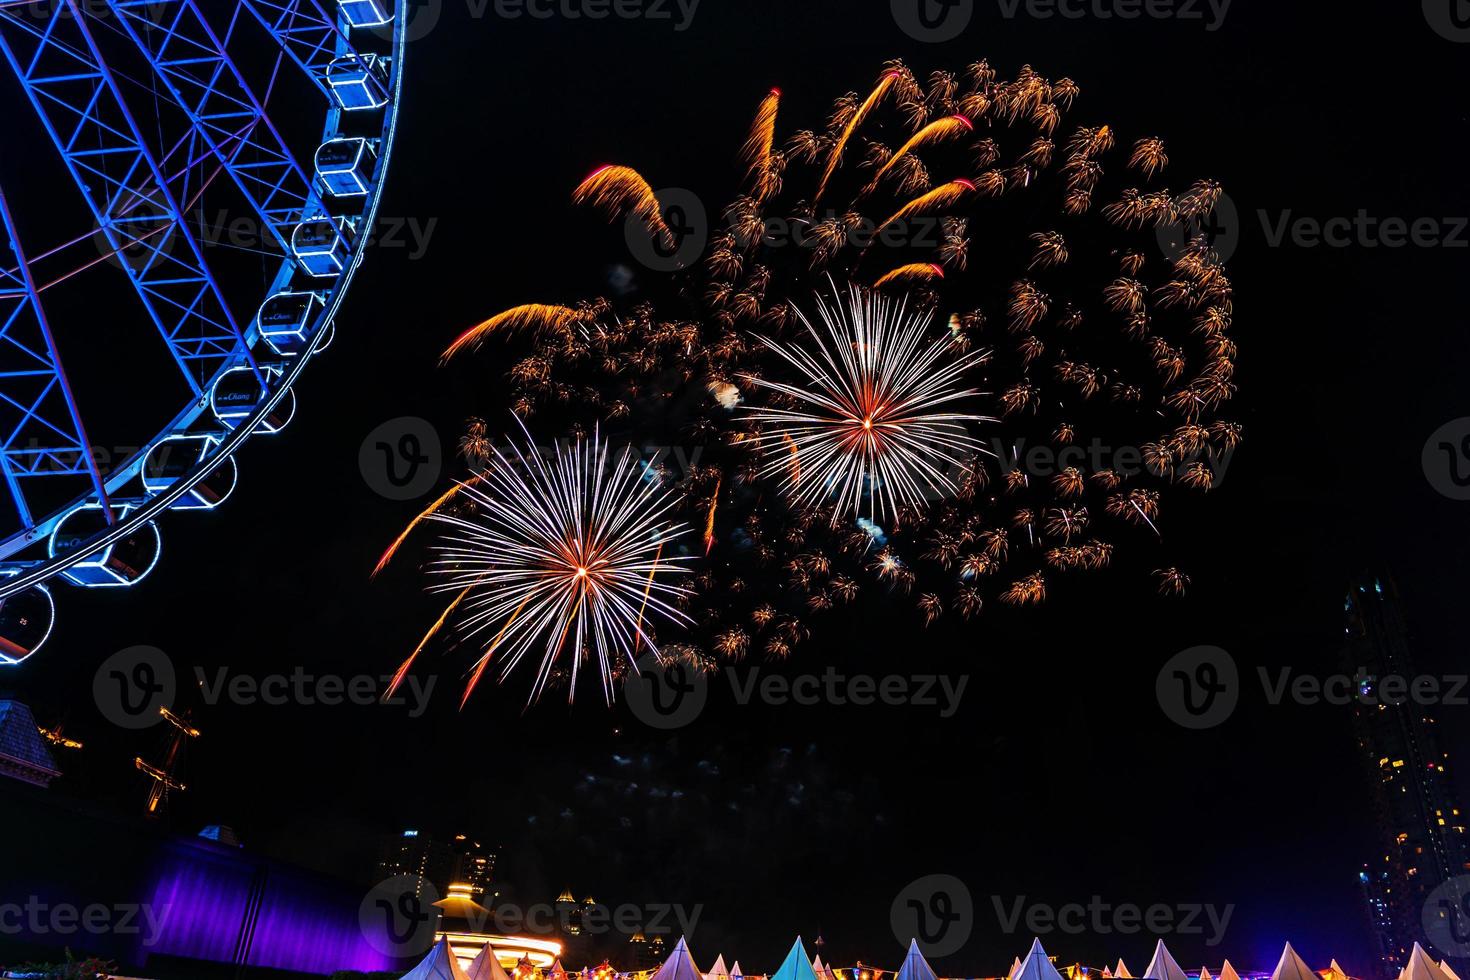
103,0,341,264
0,184,112,531
0,0,260,398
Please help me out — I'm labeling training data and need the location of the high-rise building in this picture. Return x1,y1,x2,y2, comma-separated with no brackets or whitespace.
1345,574,1470,976
376,829,500,903
450,833,498,900
376,829,455,901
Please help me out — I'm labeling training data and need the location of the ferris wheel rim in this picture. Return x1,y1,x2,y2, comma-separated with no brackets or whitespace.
0,0,407,603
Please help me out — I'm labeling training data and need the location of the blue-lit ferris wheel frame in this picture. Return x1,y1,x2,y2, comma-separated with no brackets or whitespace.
0,0,406,605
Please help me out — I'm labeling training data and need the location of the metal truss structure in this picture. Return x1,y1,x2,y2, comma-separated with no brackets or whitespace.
0,0,404,662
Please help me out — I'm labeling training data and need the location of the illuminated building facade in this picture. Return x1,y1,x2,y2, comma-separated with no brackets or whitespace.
1345,574,1470,976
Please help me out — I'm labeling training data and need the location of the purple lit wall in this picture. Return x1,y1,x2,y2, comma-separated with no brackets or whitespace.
143,837,398,975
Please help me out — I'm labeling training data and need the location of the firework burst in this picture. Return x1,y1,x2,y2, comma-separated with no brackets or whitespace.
395,54,1242,691
741,284,991,524
425,421,691,705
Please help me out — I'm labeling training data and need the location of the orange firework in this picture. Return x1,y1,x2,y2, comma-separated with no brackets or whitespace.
460,594,530,708
873,262,944,289
861,115,973,197
371,477,481,577
741,88,781,185
815,68,901,205
572,164,672,248
385,582,476,699
703,475,721,554
871,179,973,243
442,305,580,362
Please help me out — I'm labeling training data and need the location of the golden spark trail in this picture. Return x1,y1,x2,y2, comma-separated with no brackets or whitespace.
873,262,945,288
860,115,973,198
703,477,721,555
460,594,530,709
741,88,781,185
815,70,900,206
441,305,579,362
573,165,672,249
372,477,481,577
386,583,476,700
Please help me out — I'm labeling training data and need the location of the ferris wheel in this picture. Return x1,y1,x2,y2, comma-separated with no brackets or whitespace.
0,0,405,663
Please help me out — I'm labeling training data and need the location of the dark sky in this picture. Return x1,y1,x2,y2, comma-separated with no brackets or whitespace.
5,2,1470,978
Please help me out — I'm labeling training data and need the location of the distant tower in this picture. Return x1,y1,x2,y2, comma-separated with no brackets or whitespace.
555,888,582,935
1345,573,1470,975
135,707,198,817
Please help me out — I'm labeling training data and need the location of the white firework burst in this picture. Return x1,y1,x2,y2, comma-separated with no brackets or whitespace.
741,285,992,523
427,421,691,704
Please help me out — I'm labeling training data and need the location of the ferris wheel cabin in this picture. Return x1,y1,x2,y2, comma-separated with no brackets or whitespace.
338,0,394,27
210,367,296,435
142,437,238,511
315,138,378,198
326,53,389,111
258,291,329,356
0,583,54,666
292,218,355,278
48,505,162,588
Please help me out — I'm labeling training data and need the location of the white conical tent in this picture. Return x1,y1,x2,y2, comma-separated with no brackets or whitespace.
1268,944,1320,980
894,940,938,980
1102,970,1113,979
1218,962,1240,980
732,961,745,980
653,938,706,980
1116,963,1134,980
402,938,472,980
1200,968,1214,980
709,955,731,980
549,961,568,980
466,944,513,980
1144,941,1191,980
1012,939,1066,980
770,938,819,980
1403,944,1452,980
1010,958,1023,980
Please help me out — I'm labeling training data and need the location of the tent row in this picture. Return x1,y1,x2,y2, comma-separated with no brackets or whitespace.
398,932,1422,980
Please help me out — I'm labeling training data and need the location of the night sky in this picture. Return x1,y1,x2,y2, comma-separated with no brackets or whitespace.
4,2,1470,977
